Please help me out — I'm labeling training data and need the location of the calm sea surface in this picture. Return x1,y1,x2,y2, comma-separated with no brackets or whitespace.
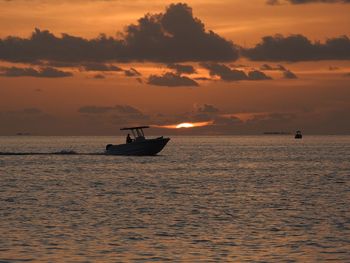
0,136,349,262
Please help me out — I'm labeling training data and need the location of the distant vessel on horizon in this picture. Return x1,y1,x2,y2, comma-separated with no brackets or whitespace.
16,132,31,136
295,130,303,139
105,126,170,156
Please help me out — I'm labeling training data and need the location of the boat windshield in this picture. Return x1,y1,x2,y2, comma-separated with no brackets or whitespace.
121,126,149,140
131,128,145,139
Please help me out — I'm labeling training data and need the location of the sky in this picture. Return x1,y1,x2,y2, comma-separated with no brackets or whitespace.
0,0,349,135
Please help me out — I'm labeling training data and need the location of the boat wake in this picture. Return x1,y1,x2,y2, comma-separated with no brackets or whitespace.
0,150,106,156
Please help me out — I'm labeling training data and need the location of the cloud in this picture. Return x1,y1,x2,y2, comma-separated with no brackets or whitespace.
259,63,297,79
283,70,298,79
248,70,272,80
260,64,286,71
201,63,272,81
79,104,145,115
268,0,350,4
167,63,196,74
243,34,350,61
93,74,106,79
0,3,238,64
78,106,114,114
82,63,122,72
201,63,248,81
114,105,143,115
78,104,149,127
0,66,73,77
147,72,199,87
194,77,212,81
124,68,141,77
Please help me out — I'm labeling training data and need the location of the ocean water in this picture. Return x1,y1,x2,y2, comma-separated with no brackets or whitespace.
0,135,349,262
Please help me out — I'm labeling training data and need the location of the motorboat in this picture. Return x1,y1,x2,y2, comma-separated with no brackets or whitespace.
295,130,302,139
105,126,170,155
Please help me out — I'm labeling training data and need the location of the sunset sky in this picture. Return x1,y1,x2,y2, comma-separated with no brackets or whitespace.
0,0,349,135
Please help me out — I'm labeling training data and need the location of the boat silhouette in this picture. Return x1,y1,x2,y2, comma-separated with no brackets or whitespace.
295,130,303,139
105,126,170,156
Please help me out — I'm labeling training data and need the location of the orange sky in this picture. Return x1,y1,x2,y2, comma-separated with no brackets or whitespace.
0,0,349,135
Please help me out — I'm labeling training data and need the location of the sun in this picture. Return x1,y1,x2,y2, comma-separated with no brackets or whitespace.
176,123,195,129
154,121,214,129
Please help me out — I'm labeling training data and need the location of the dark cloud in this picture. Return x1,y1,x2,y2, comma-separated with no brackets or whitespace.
124,68,141,77
260,64,286,71
0,66,73,78
0,3,238,64
78,106,114,114
167,63,196,74
113,105,142,115
78,105,141,114
93,74,106,79
201,63,248,81
283,70,298,79
37,61,79,68
243,34,350,61
230,64,249,68
259,63,297,79
78,104,149,126
79,104,147,119
123,3,238,62
82,63,122,72
147,72,199,87
248,70,272,80
268,0,350,4
79,104,144,115
201,63,272,81
194,77,212,81
0,28,123,63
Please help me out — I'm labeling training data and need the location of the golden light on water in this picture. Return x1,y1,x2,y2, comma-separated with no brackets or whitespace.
155,121,213,129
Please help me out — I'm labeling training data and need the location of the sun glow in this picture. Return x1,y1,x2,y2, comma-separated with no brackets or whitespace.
155,121,213,129
176,122,195,128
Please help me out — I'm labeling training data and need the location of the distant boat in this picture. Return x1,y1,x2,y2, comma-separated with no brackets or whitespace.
295,130,303,139
105,126,170,156
16,132,31,136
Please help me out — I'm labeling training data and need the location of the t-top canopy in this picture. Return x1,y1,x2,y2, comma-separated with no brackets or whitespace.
120,126,150,131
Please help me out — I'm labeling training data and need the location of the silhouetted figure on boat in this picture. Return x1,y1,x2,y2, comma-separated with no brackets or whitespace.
126,133,133,143
295,130,302,139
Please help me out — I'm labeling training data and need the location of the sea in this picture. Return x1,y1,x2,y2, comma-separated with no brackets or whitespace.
0,136,349,262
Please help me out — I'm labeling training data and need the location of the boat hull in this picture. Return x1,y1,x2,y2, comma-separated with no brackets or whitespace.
106,137,170,156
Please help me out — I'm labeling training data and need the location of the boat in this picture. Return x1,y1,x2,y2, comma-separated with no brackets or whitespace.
105,126,170,156
295,130,302,139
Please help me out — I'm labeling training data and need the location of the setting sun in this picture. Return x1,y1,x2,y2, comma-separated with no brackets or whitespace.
155,121,214,129
176,123,195,128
